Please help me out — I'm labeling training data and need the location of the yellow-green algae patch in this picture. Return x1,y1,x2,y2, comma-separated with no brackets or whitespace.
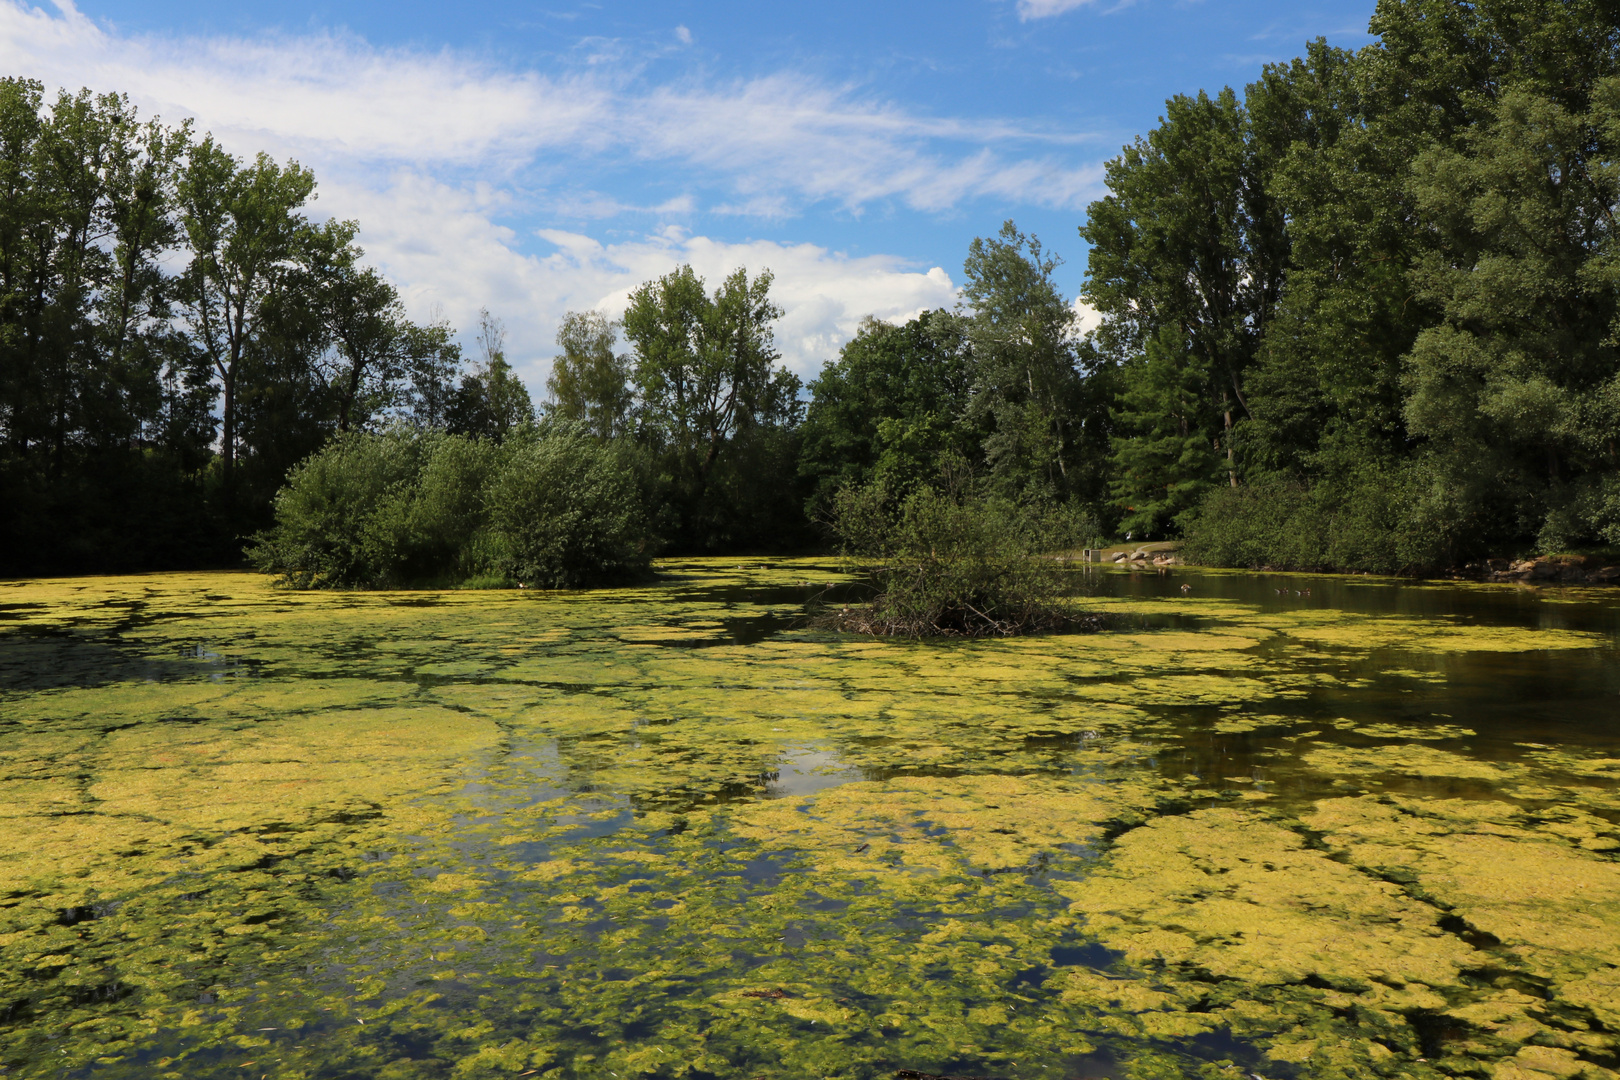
0,562,1617,1079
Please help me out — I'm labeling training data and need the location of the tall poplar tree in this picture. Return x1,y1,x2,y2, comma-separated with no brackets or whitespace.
175,138,316,490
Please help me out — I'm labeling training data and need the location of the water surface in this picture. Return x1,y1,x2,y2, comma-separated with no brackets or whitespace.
1,561,1618,1080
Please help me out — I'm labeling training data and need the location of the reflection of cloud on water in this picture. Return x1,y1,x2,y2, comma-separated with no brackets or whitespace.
764,746,862,799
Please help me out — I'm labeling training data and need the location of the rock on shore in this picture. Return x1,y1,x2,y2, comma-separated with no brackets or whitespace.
1461,555,1620,586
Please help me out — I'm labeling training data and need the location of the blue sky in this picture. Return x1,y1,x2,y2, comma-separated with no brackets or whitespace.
1,0,1378,389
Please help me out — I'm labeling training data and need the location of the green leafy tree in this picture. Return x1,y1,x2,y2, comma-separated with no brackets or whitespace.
449,309,533,442
962,223,1089,500
546,310,633,438
1238,40,1414,486
1084,87,1288,521
624,265,795,475
487,425,657,588
622,264,803,549
248,424,654,589
1403,80,1620,553
830,477,1096,637
1109,327,1224,536
0,80,227,573
245,427,428,588
175,137,316,489
798,310,978,515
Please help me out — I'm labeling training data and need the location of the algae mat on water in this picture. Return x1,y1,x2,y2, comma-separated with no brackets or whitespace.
2,562,1619,1080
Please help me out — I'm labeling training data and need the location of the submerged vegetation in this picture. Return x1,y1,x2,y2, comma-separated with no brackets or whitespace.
1,563,1618,1078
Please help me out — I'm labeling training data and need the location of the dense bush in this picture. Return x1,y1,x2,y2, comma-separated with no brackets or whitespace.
487,428,655,588
246,430,429,587
830,478,1096,636
1179,471,1452,574
363,435,500,585
248,425,658,589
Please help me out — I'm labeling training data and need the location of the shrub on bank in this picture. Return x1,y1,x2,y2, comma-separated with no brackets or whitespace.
487,428,655,588
248,425,658,588
246,430,430,588
830,480,1096,636
1179,472,1446,574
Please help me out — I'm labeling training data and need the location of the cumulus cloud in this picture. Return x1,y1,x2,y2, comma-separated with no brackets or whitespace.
2,0,1085,392
326,175,957,387
1070,298,1103,336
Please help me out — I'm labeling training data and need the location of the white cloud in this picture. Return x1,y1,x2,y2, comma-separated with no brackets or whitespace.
327,175,957,389
1,1,609,167
674,24,693,45
1072,297,1103,336
1017,0,1100,19
0,1,1065,395
0,0,1102,213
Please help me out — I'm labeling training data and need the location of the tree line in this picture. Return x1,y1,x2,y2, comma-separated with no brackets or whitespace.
1096,0,1620,569
802,0,1620,572
10,0,1620,580
0,77,530,574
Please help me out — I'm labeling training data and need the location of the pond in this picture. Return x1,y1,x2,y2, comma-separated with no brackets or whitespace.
1,561,1618,1080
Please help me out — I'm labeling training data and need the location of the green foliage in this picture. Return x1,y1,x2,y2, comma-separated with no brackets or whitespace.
247,425,656,589
176,136,319,489
486,426,655,588
1086,0,1620,568
622,264,807,551
0,79,228,572
22,0,1620,578
962,223,1094,502
1181,474,1410,573
1083,85,1287,524
0,79,470,574
830,476,1096,636
798,311,978,516
364,433,499,584
1109,327,1225,538
245,428,431,588
448,309,533,443
545,309,633,439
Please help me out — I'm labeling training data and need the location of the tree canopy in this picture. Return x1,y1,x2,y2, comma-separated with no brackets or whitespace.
14,0,1620,580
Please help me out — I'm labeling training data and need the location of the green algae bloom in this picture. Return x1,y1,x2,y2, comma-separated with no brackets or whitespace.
2,562,1618,1079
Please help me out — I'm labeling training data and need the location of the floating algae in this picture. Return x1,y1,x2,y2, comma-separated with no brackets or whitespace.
0,564,1618,1078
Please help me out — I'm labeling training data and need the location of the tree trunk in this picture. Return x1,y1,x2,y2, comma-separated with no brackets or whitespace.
339,357,362,434
1224,396,1237,487
220,366,235,487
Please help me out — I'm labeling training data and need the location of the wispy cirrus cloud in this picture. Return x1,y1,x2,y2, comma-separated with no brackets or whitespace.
0,0,1102,213
0,0,1089,384
1016,0,1099,20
